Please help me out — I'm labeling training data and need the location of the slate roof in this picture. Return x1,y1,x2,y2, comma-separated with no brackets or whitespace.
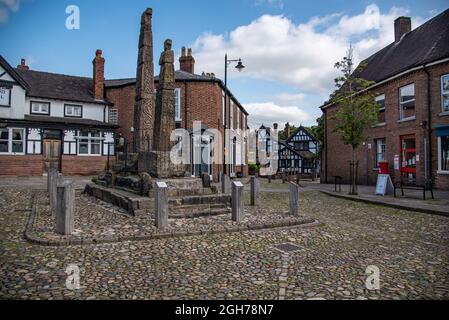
105,70,249,115
24,115,118,129
14,69,111,105
354,9,449,83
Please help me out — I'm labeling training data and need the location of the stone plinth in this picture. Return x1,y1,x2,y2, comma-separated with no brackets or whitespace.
155,181,168,229
149,151,185,179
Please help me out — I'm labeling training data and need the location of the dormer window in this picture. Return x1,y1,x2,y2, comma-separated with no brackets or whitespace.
0,86,12,107
64,104,82,118
30,101,50,115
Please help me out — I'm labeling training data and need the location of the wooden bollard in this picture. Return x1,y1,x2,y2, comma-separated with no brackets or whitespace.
55,179,75,235
289,182,299,216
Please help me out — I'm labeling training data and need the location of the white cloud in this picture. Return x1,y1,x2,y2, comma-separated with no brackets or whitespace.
191,4,423,96
274,93,305,106
244,102,312,129
0,0,20,23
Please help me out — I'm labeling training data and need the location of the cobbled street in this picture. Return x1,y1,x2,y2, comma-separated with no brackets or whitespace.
1,187,448,300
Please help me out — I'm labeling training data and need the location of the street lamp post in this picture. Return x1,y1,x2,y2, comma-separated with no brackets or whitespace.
223,54,245,175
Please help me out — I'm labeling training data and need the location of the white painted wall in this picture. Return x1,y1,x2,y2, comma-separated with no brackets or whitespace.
0,67,27,119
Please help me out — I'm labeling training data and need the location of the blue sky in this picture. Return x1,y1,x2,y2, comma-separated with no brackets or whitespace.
1,0,448,128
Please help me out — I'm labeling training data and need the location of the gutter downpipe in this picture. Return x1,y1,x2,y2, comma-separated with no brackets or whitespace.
423,66,432,182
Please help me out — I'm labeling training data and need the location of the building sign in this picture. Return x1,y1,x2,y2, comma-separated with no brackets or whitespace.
0,86,11,106
375,174,394,196
394,155,400,171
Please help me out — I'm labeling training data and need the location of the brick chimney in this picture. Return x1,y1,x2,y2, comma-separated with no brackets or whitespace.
394,17,411,43
17,59,29,70
179,47,195,74
92,49,105,101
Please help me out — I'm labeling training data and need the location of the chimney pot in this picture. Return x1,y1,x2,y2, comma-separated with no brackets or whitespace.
17,58,29,70
394,17,411,43
179,47,195,74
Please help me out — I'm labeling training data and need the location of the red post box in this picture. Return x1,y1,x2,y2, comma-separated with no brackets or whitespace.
379,161,389,174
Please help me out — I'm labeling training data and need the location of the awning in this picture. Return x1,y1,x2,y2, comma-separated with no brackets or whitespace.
435,125,449,137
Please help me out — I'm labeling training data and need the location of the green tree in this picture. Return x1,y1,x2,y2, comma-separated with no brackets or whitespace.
330,46,379,195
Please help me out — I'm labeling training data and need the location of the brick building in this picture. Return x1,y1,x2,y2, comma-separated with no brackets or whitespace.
105,48,249,182
321,10,449,189
0,51,117,176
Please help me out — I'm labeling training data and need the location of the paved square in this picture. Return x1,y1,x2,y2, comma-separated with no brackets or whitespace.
0,187,448,300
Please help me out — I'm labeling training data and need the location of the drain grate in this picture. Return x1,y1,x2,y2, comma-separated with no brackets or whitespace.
273,243,303,253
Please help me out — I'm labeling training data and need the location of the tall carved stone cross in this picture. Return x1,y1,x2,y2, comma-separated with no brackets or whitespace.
133,8,155,153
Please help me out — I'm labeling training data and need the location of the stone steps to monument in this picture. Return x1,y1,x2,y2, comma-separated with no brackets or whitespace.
169,205,231,219
169,194,232,206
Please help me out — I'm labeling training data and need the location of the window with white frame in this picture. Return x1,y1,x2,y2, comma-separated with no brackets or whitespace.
438,135,449,173
237,107,240,130
441,74,449,113
375,94,385,123
375,138,386,168
0,86,11,107
399,84,415,120
174,88,181,121
65,104,82,118
222,92,226,126
30,101,50,115
78,131,102,156
109,109,118,124
230,100,234,130
0,128,25,154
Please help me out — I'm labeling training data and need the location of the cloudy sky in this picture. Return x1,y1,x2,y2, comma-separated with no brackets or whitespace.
0,0,447,128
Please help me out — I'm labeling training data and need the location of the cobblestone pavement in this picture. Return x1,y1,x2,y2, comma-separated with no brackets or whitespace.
0,187,448,300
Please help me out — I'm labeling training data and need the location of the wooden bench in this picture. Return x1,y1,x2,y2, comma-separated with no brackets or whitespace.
394,177,434,200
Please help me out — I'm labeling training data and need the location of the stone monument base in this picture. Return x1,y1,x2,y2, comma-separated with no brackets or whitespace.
149,150,185,178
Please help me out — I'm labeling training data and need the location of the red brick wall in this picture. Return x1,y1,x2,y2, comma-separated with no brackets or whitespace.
106,80,249,181
61,155,110,176
322,62,449,189
105,85,136,144
0,155,43,176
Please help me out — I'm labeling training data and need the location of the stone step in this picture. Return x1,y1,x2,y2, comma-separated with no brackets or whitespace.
169,194,232,206
169,206,231,219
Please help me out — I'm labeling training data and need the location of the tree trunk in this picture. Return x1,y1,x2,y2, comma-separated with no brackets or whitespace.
350,148,358,195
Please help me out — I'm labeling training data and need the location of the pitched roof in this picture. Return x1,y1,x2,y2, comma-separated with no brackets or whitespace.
15,69,111,105
0,55,29,89
105,70,249,115
354,9,449,83
24,115,118,129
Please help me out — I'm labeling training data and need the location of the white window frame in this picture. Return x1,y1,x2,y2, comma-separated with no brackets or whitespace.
236,107,240,130
109,108,118,125
30,101,50,115
441,74,449,113
0,86,12,107
64,104,82,118
174,88,181,122
0,127,25,155
375,138,387,169
77,131,103,156
438,136,449,174
399,84,415,120
230,100,234,130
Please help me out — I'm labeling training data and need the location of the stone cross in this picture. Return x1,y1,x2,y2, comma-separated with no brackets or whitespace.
55,179,75,235
133,8,155,153
232,181,244,222
250,176,259,206
155,181,168,229
289,182,299,216
221,173,231,194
